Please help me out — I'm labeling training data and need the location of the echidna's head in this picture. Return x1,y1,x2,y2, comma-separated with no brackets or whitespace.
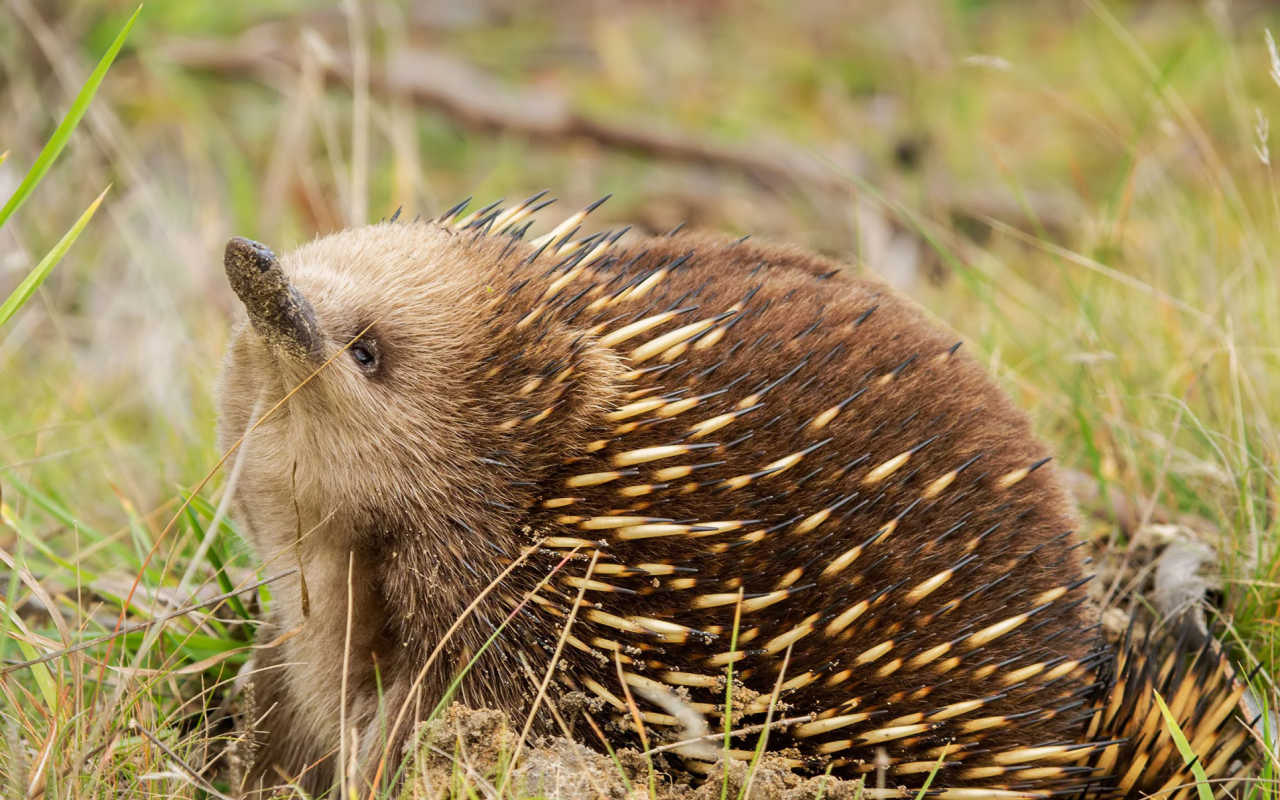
216,222,512,560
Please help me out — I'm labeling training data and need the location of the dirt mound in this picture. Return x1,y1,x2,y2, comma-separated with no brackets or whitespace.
400,703,869,800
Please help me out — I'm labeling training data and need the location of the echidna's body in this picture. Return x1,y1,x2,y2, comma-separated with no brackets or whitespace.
218,197,1251,798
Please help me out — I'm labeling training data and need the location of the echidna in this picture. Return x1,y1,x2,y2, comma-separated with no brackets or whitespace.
217,195,1254,798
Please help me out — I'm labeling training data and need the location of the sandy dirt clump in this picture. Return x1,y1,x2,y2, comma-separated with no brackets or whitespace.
399,703,869,800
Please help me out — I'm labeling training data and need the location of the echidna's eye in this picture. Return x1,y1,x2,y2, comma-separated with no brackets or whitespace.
350,343,377,371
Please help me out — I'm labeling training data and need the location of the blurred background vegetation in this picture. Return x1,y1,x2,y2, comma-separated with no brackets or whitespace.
2,0,1280,794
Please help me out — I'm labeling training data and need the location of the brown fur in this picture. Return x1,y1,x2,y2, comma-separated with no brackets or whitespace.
217,214,1246,797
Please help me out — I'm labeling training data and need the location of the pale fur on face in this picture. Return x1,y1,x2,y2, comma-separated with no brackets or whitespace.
221,223,515,555
219,224,505,785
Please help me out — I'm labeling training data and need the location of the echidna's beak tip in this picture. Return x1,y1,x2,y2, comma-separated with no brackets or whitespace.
224,236,276,272
223,236,322,361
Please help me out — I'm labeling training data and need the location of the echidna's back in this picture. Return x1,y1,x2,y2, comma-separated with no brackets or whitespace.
492,231,1106,791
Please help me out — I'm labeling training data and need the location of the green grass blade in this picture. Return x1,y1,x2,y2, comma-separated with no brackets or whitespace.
3,607,58,710
721,592,744,800
812,764,835,800
180,501,251,622
0,187,108,328
0,6,139,231
1152,689,1215,800
911,743,950,800
5,474,107,542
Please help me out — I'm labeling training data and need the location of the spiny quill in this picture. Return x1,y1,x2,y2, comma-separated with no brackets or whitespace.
216,195,1255,798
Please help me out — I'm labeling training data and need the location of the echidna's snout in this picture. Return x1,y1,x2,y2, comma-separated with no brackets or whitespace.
224,236,323,361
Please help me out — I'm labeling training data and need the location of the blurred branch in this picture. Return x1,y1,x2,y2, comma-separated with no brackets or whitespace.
159,24,1079,277
160,26,865,194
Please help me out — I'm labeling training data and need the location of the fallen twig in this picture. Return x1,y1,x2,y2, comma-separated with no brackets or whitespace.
159,26,1086,236
160,26,863,194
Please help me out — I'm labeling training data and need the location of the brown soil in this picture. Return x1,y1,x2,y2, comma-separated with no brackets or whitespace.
399,703,868,800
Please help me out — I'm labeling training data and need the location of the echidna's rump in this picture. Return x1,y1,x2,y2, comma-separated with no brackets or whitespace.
217,196,1253,798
